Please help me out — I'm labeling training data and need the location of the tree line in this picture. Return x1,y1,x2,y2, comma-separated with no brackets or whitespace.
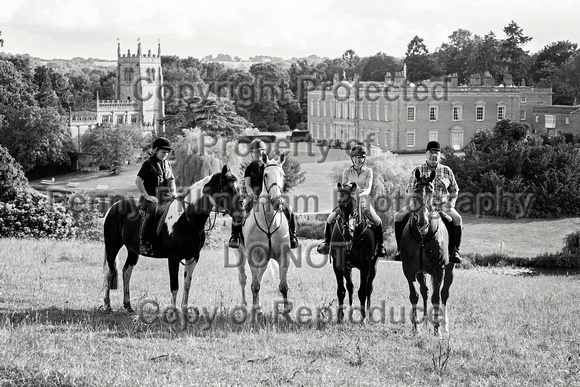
1,20,580,176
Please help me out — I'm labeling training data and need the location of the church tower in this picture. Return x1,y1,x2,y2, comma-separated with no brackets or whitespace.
115,40,165,134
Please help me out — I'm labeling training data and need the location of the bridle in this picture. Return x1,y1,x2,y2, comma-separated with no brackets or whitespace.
253,161,286,252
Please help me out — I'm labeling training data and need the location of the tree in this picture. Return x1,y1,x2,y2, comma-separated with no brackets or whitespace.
80,125,146,171
471,32,502,83
0,59,36,112
360,52,401,82
0,106,75,171
164,95,252,139
405,36,434,83
342,49,360,68
434,29,481,85
500,20,532,85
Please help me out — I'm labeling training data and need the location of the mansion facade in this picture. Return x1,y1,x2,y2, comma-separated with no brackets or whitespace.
307,72,554,152
68,42,165,151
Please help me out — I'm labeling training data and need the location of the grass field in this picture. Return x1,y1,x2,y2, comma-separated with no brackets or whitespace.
1,238,580,386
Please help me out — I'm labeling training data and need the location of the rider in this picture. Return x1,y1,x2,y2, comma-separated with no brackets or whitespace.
135,137,177,255
317,143,386,258
392,140,463,264
228,139,299,249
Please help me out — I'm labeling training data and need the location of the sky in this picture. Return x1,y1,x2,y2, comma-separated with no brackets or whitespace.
0,0,577,61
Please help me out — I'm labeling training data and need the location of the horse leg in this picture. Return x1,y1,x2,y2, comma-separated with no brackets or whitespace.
237,250,248,307
417,273,429,329
103,241,123,312
363,259,378,323
406,277,420,332
180,257,199,311
277,257,290,314
168,258,180,306
440,264,455,333
333,267,346,323
430,270,444,336
250,257,268,319
122,250,139,313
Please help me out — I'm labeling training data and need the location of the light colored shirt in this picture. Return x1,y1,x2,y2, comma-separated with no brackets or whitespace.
342,165,373,196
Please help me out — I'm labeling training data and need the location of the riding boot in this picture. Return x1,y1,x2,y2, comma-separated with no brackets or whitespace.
282,205,299,249
393,221,404,261
139,212,154,256
317,222,333,255
373,223,386,258
450,225,463,264
228,222,242,248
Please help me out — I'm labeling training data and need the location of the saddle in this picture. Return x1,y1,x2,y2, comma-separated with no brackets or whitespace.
139,199,174,236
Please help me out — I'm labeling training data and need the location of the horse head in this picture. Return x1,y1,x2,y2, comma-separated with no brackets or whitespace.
336,182,358,239
213,165,242,220
412,169,436,237
261,152,286,211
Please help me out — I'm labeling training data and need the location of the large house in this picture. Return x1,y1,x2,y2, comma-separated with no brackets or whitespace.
68,42,165,151
307,71,554,151
532,105,580,136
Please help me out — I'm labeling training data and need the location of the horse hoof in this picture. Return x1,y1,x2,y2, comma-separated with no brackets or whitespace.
103,307,113,314
125,307,134,314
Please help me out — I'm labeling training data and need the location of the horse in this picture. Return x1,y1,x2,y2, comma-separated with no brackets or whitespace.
103,165,241,314
400,169,454,335
236,152,292,318
330,182,378,323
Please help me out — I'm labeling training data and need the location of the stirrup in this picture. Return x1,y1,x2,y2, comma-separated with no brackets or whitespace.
393,250,401,261
317,242,330,255
229,235,240,249
450,251,462,264
139,242,153,256
375,245,386,258
290,235,299,249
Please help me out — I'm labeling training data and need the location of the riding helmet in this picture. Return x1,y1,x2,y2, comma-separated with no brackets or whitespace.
350,144,367,157
152,137,172,151
250,139,266,152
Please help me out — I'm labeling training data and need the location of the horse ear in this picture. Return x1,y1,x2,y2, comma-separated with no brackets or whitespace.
221,165,228,176
415,168,421,180
429,169,436,182
350,182,358,193
337,182,342,190
261,153,268,165
279,151,286,165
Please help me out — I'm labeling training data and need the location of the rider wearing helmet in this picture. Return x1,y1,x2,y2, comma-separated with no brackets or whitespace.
135,137,177,255
317,143,386,258
392,140,463,264
229,139,299,249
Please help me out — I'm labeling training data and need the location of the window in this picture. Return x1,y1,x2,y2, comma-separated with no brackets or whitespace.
497,105,506,120
317,101,321,116
566,117,570,125
359,103,364,119
545,114,556,129
310,100,314,116
407,106,416,121
131,115,137,124
368,103,372,120
535,115,539,123
384,104,388,121
323,102,327,117
117,115,124,124
429,106,438,121
406,131,416,147
429,131,438,142
521,96,527,103
476,106,484,121
316,123,320,138
451,131,464,150
453,106,462,121
520,110,526,121
331,101,335,118
384,131,389,148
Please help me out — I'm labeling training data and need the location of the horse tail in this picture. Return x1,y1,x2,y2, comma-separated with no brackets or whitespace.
103,205,119,290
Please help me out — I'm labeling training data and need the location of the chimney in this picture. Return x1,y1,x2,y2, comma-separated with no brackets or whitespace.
469,73,481,87
450,73,458,87
504,74,513,87
384,71,392,85
483,71,493,87
394,71,406,87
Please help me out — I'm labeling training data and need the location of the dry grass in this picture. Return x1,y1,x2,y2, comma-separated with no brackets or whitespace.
1,238,580,386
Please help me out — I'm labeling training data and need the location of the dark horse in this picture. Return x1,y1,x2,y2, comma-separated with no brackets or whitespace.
103,165,241,313
330,182,378,323
401,169,454,335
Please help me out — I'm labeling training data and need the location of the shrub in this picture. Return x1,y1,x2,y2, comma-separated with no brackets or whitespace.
0,145,28,202
563,230,580,256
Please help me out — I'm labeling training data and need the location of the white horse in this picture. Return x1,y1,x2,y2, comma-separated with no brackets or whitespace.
236,153,292,317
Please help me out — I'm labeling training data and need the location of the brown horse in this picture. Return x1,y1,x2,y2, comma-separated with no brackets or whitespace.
330,182,378,323
401,169,454,335
103,165,241,314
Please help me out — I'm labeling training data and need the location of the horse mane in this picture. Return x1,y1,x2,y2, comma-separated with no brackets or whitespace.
337,183,358,219
184,174,213,204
